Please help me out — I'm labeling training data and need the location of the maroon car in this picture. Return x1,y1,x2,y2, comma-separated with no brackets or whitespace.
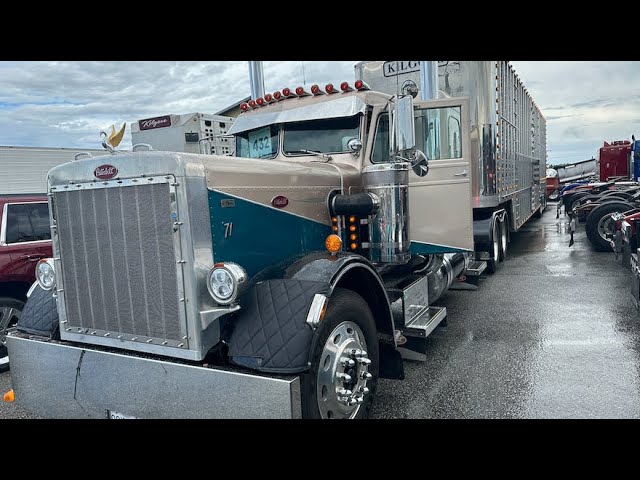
0,195,51,370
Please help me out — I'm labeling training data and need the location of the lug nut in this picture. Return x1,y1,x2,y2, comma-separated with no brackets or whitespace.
351,348,362,357
359,386,370,395
361,372,373,380
359,358,372,366
336,373,352,383
337,388,353,397
341,358,356,368
355,395,364,404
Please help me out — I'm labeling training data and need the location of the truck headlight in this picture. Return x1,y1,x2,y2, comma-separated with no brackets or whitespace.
35,258,56,291
207,262,247,305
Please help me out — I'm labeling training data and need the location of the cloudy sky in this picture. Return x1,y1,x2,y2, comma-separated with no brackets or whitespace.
1,61,638,165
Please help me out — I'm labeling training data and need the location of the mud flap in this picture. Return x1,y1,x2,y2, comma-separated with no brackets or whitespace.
226,279,329,374
569,216,576,247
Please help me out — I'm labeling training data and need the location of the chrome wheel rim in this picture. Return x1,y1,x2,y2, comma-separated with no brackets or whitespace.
0,306,21,346
317,321,372,419
493,225,500,262
500,221,507,258
597,213,617,241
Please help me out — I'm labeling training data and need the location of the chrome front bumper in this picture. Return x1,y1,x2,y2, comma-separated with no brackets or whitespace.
7,334,301,419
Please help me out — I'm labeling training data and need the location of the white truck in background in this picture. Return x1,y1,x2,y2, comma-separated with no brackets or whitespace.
130,112,236,156
0,146,107,195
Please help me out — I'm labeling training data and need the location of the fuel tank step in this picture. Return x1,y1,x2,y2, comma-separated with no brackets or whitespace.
465,260,487,276
397,306,447,362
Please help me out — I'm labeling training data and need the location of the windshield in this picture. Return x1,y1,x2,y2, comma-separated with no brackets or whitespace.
283,115,361,155
235,125,279,159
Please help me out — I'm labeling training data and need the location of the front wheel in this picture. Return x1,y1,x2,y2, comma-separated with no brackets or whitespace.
301,288,379,419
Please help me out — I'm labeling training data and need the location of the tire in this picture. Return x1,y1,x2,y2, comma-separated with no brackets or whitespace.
486,219,501,273
0,297,25,372
585,201,633,252
499,216,509,261
300,288,379,419
567,192,590,213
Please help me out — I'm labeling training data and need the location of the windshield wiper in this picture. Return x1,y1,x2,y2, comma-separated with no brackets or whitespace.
289,149,333,161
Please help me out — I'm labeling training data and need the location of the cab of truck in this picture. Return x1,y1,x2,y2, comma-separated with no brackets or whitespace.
0,194,51,370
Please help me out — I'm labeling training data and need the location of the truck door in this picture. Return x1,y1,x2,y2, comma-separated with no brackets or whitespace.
409,97,473,253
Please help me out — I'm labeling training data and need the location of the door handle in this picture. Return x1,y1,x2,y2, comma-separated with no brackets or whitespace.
454,170,468,177
20,254,46,261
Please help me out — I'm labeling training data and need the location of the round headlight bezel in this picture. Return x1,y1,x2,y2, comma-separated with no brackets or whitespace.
207,262,247,305
35,258,56,291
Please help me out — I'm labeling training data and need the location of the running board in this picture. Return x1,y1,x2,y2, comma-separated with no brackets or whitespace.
465,260,487,276
397,306,447,362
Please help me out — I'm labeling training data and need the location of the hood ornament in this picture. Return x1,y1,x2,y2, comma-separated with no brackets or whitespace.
100,123,126,153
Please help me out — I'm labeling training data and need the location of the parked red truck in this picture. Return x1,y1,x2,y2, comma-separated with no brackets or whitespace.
0,195,52,370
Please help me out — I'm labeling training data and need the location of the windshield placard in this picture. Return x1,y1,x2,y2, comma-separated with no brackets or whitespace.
248,127,273,158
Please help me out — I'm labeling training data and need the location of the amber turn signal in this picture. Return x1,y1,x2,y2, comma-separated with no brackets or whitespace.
325,234,342,254
3,390,15,403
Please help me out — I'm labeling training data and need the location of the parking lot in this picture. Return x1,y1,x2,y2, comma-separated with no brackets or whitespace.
3,204,640,419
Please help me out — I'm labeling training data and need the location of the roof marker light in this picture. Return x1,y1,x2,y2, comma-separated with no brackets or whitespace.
340,82,354,92
354,80,370,91
296,86,311,96
311,84,325,95
273,91,282,100
240,103,249,111
282,87,293,97
325,84,337,94
248,99,257,108
264,93,273,102
256,97,265,106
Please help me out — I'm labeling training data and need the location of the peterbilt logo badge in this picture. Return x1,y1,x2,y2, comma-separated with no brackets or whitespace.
138,115,172,130
94,164,118,179
271,196,289,208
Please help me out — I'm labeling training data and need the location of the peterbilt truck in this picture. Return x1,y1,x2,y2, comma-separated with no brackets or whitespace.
5,61,543,419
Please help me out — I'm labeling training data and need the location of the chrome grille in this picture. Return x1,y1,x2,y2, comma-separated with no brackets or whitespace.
54,181,183,341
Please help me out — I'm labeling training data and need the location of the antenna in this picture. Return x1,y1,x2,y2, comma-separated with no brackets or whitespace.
302,61,306,86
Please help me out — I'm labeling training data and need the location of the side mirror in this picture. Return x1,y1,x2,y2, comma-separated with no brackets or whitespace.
394,95,415,153
410,149,429,177
347,138,363,155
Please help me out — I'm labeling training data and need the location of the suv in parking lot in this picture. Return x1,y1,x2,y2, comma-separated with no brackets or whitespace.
0,195,51,371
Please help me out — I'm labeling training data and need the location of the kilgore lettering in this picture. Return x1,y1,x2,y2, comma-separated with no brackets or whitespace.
138,115,172,130
94,165,118,179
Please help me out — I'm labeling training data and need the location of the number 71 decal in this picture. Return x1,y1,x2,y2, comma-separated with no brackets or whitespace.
223,222,233,239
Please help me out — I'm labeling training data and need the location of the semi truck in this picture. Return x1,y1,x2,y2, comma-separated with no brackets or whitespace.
5,61,546,419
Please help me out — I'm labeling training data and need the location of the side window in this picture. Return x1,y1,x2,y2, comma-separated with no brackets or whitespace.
5,203,50,244
415,106,462,161
371,114,390,163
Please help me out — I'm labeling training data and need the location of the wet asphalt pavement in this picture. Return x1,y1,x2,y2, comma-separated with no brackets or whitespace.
371,203,640,418
2,203,640,419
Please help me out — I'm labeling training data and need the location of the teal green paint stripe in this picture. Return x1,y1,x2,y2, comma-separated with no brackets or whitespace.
410,241,469,255
208,189,331,278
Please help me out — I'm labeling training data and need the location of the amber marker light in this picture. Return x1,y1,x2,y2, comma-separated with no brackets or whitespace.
3,390,15,402
325,234,343,254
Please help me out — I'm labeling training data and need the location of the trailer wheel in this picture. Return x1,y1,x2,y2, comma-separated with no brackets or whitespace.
585,201,633,252
301,288,379,419
499,216,509,261
0,297,24,372
486,219,501,273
